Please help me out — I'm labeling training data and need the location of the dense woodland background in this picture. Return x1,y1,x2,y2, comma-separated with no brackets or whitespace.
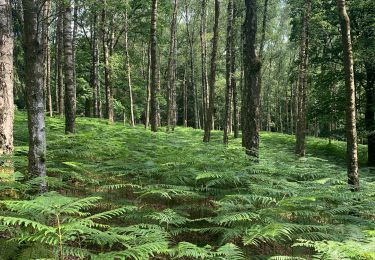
0,0,374,259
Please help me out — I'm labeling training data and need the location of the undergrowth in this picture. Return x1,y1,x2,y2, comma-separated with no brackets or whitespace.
0,113,374,259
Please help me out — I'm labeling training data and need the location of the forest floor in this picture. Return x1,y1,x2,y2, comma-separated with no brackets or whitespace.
7,112,375,259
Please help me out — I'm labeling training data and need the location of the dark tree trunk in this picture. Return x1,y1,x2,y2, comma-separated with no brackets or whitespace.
365,62,375,166
0,0,14,155
337,0,359,191
42,0,52,117
63,0,76,134
242,0,261,157
150,0,159,132
203,0,220,143
22,0,47,192
200,0,208,130
295,0,310,157
224,0,234,144
145,43,151,129
232,3,239,139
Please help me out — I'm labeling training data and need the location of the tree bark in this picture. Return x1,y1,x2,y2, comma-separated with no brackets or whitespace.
365,62,375,166
145,43,151,129
200,0,208,130
42,0,52,117
22,0,47,192
63,0,76,134
92,12,102,118
150,0,159,132
57,3,64,116
337,0,359,191
185,3,198,129
102,1,114,123
295,0,310,157
242,0,261,157
167,0,178,131
0,0,14,156
125,2,135,126
203,0,220,143
224,0,234,144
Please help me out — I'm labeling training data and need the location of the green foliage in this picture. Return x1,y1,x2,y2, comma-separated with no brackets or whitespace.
1,113,374,259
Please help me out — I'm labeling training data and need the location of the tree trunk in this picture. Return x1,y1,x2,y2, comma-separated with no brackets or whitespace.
150,0,159,132
167,0,178,131
57,3,64,116
337,0,359,191
365,62,375,166
185,3,198,129
203,0,220,143
242,0,261,157
224,0,234,144
295,0,310,156
125,2,135,126
200,0,208,130
42,0,52,117
63,0,76,134
0,0,14,156
22,0,47,192
233,3,239,139
102,1,114,123
92,12,101,118
183,68,188,127
145,43,151,129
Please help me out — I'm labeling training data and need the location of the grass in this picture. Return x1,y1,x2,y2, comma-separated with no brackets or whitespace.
1,112,374,259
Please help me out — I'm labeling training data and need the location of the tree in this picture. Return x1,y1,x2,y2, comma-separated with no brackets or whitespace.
200,0,208,130
92,10,102,118
242,0,261,157
150,0,159,132
295,0,310,157
167,0,178,132
22,0,47,191
124,0,135,127
224,0,234,144
0,0,14,156
337,0,359,191
64,0,76,134
57,2,64,116
42,0,52,117
203,0,220,143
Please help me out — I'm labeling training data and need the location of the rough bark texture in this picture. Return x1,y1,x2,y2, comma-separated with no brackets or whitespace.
63,0,76,134
0,0,14,156
337,0,359,191
125,3,135,126
42,0,52,117
145,44,151,129
232,2,239,139
150,0,159,132
203,0,220,143
365,62,375,166
23,0,47,192
242,0,261,157
224,0,234,144
167,0,178,131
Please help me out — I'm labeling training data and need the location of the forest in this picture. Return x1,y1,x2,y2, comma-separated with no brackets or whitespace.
0,0,374,259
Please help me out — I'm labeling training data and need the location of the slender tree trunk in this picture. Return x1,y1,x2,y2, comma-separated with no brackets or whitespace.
125,3,135,126
185,3,198,129
200,0,208,130
150,0,159,132
167,0,178,131
63,0,76,134
145,44,151,128
22,0,47,192
295,0,310,156
242,0,261,157
183,68,188,127
42,0,52,117
203,0,220,143
57,3,64,116
0,0,14,156
224,0,234,144
92,12,101,118
337,0,359,191
365,62,375,166
233,4,239,139
102,2,114,123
